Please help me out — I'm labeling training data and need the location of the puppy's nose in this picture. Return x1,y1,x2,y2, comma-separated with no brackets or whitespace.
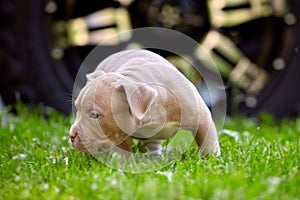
69,129,78,143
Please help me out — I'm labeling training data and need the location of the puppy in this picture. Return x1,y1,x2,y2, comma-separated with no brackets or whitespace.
69,50,220,157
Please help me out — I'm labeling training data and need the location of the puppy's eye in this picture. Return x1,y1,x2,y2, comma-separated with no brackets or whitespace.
90,112,100,119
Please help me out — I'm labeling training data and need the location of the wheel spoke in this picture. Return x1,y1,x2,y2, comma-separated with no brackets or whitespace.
195,30,268,94
113,0,135,6
52,7,132,47
167,55,202,86
207,0,288,27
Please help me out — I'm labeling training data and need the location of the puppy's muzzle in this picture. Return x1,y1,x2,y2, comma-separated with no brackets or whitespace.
69,129,78,143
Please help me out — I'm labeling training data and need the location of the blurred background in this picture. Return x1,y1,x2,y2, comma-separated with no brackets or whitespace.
1,0,300,118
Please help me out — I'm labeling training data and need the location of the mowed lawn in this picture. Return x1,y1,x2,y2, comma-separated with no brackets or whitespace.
0,105,299,200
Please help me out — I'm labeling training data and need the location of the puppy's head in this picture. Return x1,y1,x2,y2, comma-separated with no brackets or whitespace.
69,71,158,153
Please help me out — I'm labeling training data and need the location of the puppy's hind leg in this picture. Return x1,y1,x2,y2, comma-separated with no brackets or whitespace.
140,140,163,155
194,108,221,157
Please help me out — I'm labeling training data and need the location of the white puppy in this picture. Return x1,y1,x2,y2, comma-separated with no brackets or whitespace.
69,50,220,157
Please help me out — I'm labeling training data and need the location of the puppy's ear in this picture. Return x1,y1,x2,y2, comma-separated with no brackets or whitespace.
86,70,105,83
116,82,158,120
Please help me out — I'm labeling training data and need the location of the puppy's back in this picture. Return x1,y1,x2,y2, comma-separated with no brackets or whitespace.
95,50,173,73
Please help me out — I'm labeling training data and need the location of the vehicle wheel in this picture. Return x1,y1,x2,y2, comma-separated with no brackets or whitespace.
1,0,300,118
0,0,73,115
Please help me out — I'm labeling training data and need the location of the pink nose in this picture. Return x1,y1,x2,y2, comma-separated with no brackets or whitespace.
69,129,78,143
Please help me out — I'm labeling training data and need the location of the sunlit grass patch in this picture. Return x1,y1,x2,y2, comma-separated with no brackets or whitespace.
0,106,299,200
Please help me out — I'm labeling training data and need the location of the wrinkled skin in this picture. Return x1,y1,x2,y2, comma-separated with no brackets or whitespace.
69,75,134,154
69,50,220,157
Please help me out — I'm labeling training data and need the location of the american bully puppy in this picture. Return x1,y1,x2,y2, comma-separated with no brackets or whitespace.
69,49,220,157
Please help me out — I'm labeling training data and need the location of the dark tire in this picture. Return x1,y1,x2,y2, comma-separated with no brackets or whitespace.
1,0,300,118
238,0,300,118
0,0,73,115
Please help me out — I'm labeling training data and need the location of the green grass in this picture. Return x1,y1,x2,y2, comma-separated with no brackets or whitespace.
0,105,299,200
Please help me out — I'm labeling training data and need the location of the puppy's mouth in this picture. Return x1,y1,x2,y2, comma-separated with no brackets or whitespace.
71,136,91,153
69,126,129,153
72,135,115,153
